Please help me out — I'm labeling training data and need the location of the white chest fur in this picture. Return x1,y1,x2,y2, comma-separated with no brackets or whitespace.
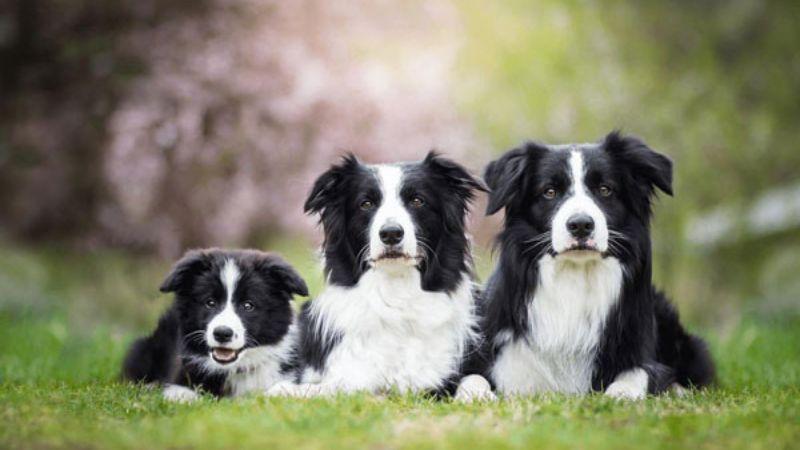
492,255,623,395
304,270,477,393
224,323,297,397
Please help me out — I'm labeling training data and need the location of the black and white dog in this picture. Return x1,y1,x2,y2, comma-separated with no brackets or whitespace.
268,152,493,399
477,131,714,399
123,249,308,402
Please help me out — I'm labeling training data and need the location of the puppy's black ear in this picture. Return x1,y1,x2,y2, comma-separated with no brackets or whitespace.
255,255,309,298
304,154,361,215
603,131,673,196
484,144,542,215
423,151,488,200
159,250,212,293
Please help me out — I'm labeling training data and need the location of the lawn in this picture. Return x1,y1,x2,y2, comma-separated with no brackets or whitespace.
0,241,798,449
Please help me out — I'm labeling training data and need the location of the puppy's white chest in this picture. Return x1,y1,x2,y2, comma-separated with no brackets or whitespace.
224,325,297,397
226,360,288,397
492,256,623,395
310,271,476,392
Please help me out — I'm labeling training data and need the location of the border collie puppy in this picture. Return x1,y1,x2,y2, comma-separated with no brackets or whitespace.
269,152,493,400
123,249,308,402
477,131,714,399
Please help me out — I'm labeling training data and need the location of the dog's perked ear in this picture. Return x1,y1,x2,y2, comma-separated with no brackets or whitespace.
483,143,544,215
304,153,361,215
603,131,673,196
159,249,212,293
254,255,310,298
423,151,488,200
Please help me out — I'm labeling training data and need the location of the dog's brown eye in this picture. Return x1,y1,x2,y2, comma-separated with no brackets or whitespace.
543,188,557,200
205,299,217,309
242,301,254,311
360,200,375,211
599,185,612,197
410,196,425,208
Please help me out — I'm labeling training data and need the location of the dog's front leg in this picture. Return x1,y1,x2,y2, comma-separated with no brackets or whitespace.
604,368,649,400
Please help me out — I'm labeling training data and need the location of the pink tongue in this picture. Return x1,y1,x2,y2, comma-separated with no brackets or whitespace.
213,348,236,361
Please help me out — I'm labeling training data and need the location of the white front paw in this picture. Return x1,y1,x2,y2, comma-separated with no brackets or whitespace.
265,380,302,397
266,381,328,398
454,375,497,403
605,382,645,400
669,383,689,398
604,368,648,400
163,384,201,403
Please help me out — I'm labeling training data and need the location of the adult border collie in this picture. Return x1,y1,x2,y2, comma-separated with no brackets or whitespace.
123,249,308,402
268,152,493,399
478,131,714,399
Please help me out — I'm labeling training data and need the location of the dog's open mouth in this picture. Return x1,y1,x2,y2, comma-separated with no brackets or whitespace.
210,347,241,364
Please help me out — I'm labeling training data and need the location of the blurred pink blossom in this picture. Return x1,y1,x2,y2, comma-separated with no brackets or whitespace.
102,0,477,255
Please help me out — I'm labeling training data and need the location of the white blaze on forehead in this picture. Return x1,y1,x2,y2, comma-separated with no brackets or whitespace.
569,151,586,197
221,259,241,301
369,165,418,262
206,259,246,350
550,150,609,254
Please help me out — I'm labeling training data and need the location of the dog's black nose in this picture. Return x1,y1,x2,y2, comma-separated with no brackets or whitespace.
379,223,404,246
213,326,234,343
567,214,595,239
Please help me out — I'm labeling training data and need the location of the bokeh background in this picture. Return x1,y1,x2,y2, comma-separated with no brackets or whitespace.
1,0,799,343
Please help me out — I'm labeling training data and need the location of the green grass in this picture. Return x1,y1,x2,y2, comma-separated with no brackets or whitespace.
0,241,798,449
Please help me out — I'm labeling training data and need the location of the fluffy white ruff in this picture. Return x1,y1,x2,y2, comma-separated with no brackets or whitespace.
297,268,477,395
605,367,649,400
454,375,497,403
492,254,623,395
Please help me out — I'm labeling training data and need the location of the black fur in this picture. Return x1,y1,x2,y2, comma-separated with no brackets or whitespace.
475,131,714,393
294,301,342,375
122,249,308,397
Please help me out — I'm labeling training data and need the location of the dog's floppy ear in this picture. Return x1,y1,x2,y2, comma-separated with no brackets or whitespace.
304,154,361,215
484,144,540,215
159,249,212,293
423,151,488,200
254,255,309,298
603,131,673,196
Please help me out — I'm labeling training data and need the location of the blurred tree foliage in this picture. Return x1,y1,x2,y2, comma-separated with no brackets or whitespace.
1,0,798,316
0,0,211,243
457,0,800,204
0,0,470,255
455,0,800,318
